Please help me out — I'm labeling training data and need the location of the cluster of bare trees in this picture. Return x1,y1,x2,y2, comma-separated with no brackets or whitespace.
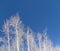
0,14,60,51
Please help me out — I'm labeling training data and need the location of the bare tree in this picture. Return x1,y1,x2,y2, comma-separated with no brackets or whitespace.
3,13,24,51
2,13,60,51
3,19,11,51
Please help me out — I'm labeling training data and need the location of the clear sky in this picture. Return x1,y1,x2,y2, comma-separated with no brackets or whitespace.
0,0,60,46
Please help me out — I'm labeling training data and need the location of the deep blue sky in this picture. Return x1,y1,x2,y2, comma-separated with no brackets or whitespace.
0,0,60,46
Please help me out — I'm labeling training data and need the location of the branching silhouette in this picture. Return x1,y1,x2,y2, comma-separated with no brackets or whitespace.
0,13,60,51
